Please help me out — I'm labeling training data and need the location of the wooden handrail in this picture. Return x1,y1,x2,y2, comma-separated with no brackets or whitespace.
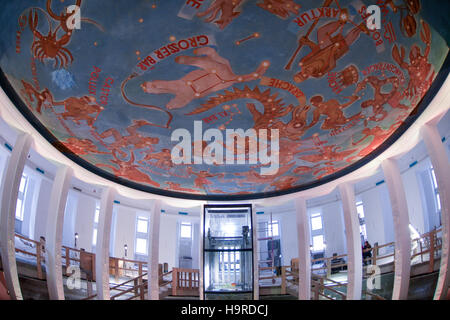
110,272,148,291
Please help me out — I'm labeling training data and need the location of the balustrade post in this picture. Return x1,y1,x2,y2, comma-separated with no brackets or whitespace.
36,243,43,280
115,259,119,282
172,268,178,296
134,278,138,296
65,247,70,273
326,258,332,278
372,244,378,266
429,231,435,273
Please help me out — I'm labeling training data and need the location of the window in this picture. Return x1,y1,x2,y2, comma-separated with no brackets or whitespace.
356,201,367,241
92,203,100,246
311,213,323,231
312,235,325,252
310,212,325,252
15,174,28,221
137,216,149,233
268,220,279,237
430,167,441,213
135,214,150,257
135,238,147,255
180,222,192,239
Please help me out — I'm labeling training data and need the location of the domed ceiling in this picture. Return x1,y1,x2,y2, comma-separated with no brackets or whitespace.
0,0,448,200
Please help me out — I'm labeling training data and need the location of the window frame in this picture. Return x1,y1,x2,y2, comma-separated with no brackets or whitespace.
180,222,192,239
15,173,28,221
135,213,150,257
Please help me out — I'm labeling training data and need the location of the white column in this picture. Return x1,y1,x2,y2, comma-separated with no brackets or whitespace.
0,132,32,300
382,158,411,300
94,187,116,300
295,197,311,300
45,165,73,300
422,122,450,300
147,200,161,300
199,205,204,300
252,204,259,300
338,183,362,300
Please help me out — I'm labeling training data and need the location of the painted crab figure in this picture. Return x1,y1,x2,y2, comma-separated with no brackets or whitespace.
28,9,74,68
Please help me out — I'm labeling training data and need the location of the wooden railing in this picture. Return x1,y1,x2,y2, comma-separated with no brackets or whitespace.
110,272,148,300
171,268,200,297
109,257,147,282
410,227,442,272
14,233,45,279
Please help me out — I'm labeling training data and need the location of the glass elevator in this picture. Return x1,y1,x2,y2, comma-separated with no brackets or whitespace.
203,204,253,300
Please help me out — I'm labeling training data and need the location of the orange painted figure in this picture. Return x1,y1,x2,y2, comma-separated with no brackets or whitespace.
27,8,73,68
246,102,294,132
267,175,297,191
97,151,160,187
256,0,301,19
45,94,104,127
312,165,342,180
272,105,315,140
234,162,295,187
347,123,401,162
299,145,357,165
197,0,244,29
99,119,159,158
165,182,198,194
392,20,434,103
20,80,52,113
61,137,109,156
292,10,370,83
187,167,225,191
309,95,361,130
141,47,270,109
139,148,173,169
25,0,103,68
354,75,409,125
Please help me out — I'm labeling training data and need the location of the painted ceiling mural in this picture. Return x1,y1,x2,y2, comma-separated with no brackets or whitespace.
0,0,448,199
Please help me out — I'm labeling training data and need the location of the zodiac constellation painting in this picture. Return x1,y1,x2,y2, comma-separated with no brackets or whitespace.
0,0,448,199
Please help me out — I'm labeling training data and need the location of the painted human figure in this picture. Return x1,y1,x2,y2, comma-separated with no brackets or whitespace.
186,167,225,191
197,0,244,29
292,10,370,83
347,123,401,162
309,94,361,130
165,182,198,194
139,148,173,169
312,164,343,179
99,119,159,158
141,47,270,109
267,175,297,191
392,20,434,103
234,162,295,187
61,137,109,156
46,94,104,127
20,80,52,114
97,151,160,187
354,75,409,125
299,144,357,165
